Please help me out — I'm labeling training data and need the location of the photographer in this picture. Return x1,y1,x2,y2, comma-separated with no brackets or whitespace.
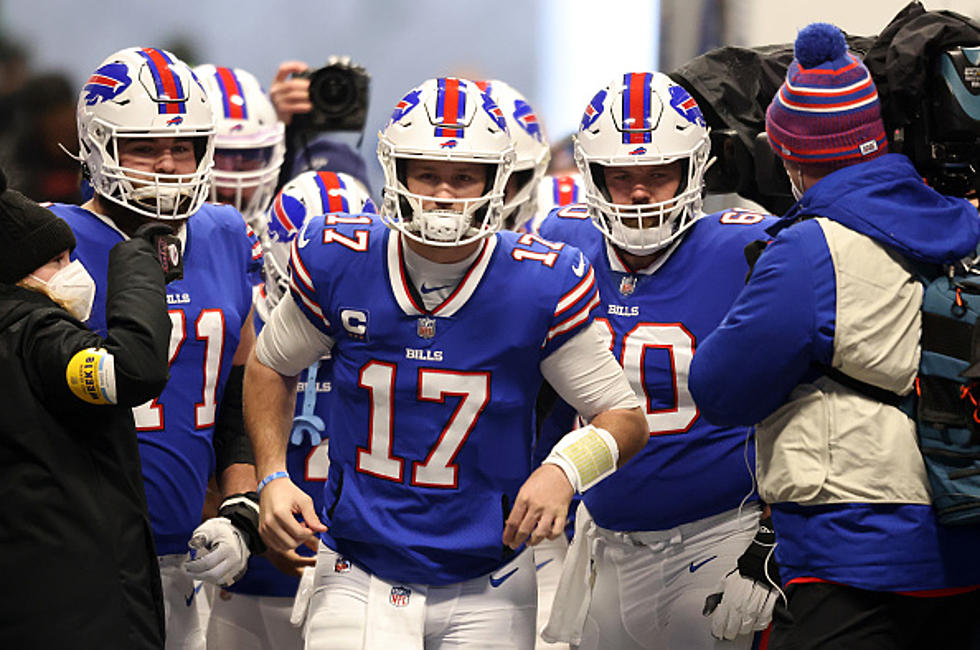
0,171,172,649
268,58,372,196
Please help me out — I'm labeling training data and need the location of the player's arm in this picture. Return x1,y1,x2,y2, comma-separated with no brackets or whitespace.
246,293,331,553
503,322,647,549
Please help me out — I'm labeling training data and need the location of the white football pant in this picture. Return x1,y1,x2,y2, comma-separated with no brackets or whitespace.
304,545,537,649
206,590,300,650
159,553,211,650
574,504,762,650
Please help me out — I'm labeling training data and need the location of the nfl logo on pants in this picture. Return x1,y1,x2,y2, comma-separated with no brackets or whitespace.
390,586,411,607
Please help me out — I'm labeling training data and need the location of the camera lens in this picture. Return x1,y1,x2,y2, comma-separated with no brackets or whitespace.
309,68,356,117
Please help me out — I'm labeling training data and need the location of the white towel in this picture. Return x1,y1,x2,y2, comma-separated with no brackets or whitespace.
541,501,597,645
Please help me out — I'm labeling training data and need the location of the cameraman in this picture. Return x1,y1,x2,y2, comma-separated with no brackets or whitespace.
689,23,980,650
268,60,372,196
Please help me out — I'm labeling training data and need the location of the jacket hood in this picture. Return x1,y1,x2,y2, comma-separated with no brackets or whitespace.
770,153,980,264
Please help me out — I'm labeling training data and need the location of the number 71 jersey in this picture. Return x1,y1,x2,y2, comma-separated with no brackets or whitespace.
287,215,599,585
50,202,260,554
538,206,776,532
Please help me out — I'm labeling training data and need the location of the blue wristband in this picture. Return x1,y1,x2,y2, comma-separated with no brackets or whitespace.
257,470,289,496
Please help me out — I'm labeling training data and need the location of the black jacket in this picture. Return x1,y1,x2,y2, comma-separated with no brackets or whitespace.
0,237,171,649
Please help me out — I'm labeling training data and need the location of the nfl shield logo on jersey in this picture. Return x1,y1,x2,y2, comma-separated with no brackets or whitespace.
417,316,436,339
334,557,351,573
390,586,411,607
619,275,637,296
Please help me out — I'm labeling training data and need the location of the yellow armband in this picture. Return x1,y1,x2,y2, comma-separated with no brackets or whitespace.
65,347,117,405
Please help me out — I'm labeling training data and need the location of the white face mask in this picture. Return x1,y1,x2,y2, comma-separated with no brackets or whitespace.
31,259,96,321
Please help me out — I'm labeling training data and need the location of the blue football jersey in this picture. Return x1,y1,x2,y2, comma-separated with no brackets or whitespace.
286,215,599,585
538,206,775,531
51,202,261,554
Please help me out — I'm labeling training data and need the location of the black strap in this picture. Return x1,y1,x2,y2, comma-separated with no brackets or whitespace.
814,362,906,408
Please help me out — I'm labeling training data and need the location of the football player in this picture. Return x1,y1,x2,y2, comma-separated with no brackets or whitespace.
207,171,375,650
51,47,263,649
195,64,286,232
536,72,779,650
244,76,648,649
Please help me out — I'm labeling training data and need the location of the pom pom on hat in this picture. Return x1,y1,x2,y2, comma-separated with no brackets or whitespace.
794,22,847,68
765,22,887,168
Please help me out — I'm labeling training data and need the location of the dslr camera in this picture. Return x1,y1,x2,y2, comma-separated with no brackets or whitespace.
292,56,370,133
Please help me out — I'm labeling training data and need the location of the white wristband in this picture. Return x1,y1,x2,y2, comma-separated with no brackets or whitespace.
543,424,619,493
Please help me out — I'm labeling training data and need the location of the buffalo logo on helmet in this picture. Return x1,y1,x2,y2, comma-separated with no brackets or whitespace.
580,89,607,131
82,62,133,106
166,116,184,126
481,94,508,132
512,99,543,142
629,147,647,156
389,89,422,126
668,85,705,127
267,192,305,244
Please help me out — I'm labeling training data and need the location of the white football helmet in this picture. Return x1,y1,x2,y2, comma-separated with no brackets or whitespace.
77,47,215,220
262,170,376,310
195,64,285,229
575,72,711,254
474,79,550,231
377,77,515,247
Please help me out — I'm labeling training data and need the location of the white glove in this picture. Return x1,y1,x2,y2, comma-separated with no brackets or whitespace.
707,569,777,640
183,517,250,587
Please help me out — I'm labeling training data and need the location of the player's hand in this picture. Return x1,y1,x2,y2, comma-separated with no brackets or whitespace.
263,542,318,579
705,570,777,640
502,464,574,550
183,517,250,587
258,476,327,553
269,61,312,126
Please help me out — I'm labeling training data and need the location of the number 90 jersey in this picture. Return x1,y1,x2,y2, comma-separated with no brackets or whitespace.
287,215,599,586
50,203,261,554
537,205,776,532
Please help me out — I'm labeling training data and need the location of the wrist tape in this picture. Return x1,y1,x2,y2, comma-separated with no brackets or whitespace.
543,424,619,493
219,492,266,555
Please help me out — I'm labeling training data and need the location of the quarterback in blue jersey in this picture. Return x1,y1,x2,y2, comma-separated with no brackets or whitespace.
54,47,264,650
209,171,376,650
244,77,648,649
536,72,779,650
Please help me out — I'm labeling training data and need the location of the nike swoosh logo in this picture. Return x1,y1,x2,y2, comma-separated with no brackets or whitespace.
489,567,519,588
689,555,717,573
420,283,452,295
572,252,586,277
185,582,203,607
535,559,554,571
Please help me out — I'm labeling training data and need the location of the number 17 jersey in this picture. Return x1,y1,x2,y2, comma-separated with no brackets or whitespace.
287,216,598,585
